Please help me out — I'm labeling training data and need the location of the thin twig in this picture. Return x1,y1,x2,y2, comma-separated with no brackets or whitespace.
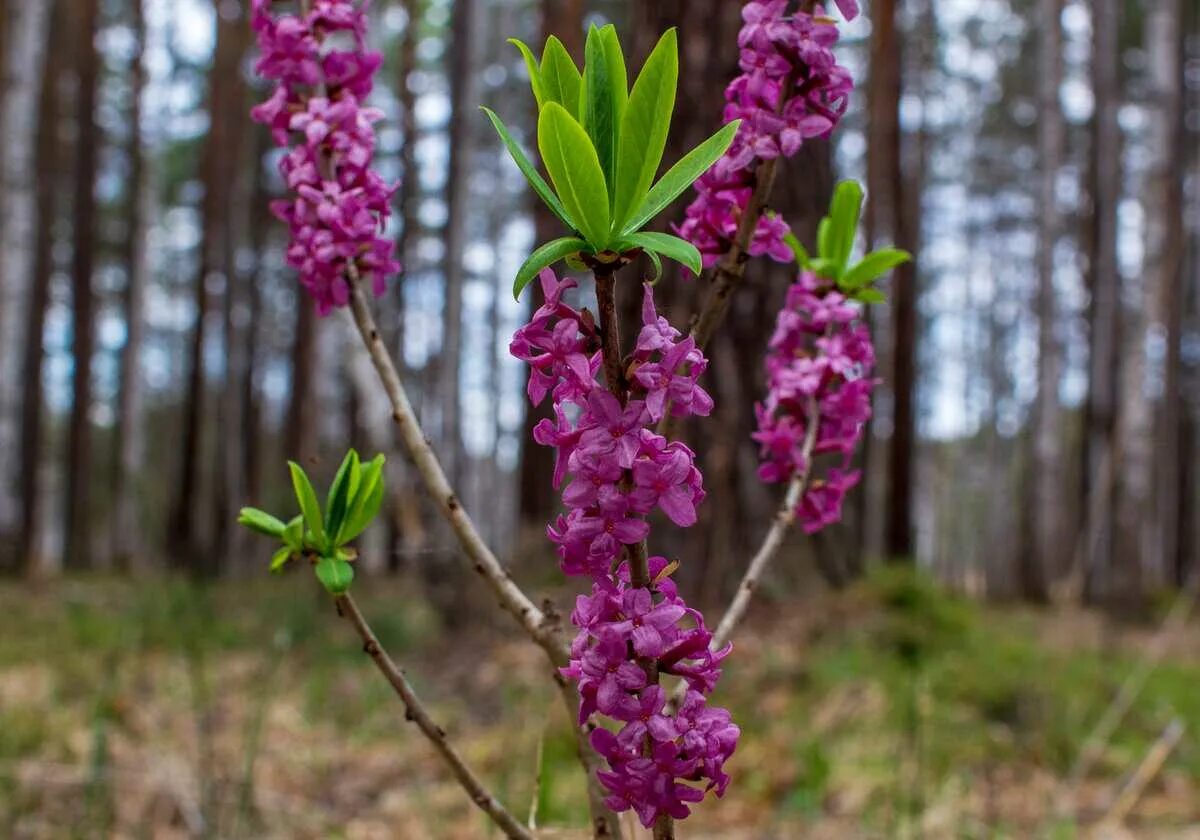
334,593,532,840
347,276,565,661
1068,587,1196,789
345,275,622,839
711,399,820,651
1096,717,1184,830
671,397,820,709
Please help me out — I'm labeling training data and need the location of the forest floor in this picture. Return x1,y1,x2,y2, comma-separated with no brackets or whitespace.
1,568,1199,839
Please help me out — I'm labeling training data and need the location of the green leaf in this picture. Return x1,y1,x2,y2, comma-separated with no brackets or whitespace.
581,25,626,197
315,556,355,595
612,29,678,234
808,256,840,278
623,120,740,235
340,455,386,544
623,231,702,276
826,180,863,274
513,237,589,298
270,546,294,573
341,467,386,544
816,217,834,267
482,108,576,232
508,39,545,108
289,461,327,551
325,450,361,542
540,36,582,116
783,231,811,267
538,103,611,249
641,246,663,281
854,288,887,304
841,248,912,289
238,507,287,539
283,515,304,552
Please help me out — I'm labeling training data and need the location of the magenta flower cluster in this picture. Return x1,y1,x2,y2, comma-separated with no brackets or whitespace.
511,271,738,826
754,271,876,532
250,0,399,315
675,0,857,270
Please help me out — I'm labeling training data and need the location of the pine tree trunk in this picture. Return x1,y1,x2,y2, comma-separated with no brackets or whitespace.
1082,0,1122,602
440,0,479,483
0,1,52,547
1025,0,1064,602
867,0,916,562
112,0,150,570
17,0,64,575
64,0,103,571
1145,0,1185,588
1111,0,1184,608
168,5,246,568
211,96,252,577
287,300,319,463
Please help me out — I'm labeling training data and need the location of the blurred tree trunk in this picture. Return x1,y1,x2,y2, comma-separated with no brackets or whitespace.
112,0,149,570
1112,1,1181,606
1145,0,1185,587
1023,0,1063,602
64,0,102,571
212,100,254,575
169,4,247,569
1183,1,1200,586
0,1,51,551
17,0,64,575
387,0,424,573
440,0,479,482
867,0,916,562
517,0,584,534
1082,0,1121,602
241,133,274,513
287,300,319,464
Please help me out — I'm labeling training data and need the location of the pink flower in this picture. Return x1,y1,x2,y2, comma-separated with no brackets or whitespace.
251,0,399,314
755,271,876,533
677,3,855,274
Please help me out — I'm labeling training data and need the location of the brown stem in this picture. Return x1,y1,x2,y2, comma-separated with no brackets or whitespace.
345,273,622,839
593,268,627,399
653,814,677,840
334,593,532,840
594,268,668,837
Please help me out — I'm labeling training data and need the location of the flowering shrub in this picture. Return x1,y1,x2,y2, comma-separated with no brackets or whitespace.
677,0,858,270
249,0,399,315
512,272,735,824
240,2,908,837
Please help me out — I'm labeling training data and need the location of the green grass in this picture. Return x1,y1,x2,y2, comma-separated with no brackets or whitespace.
1,569,1198,837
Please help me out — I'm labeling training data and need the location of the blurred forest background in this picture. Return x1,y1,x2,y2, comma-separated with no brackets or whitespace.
2,0,1200,837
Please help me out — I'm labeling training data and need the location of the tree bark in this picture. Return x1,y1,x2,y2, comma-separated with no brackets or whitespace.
1112,0,1185,607
16,0,64,575
0,1,52,547
112,0,150,570
64,0,103,571
867,0,917,562
440,0,479,482
1024,0,1064,601
1145,0,1186,588
168,3,247,567
287,300,320,464
1082,0,1122,602
387,0,423,573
